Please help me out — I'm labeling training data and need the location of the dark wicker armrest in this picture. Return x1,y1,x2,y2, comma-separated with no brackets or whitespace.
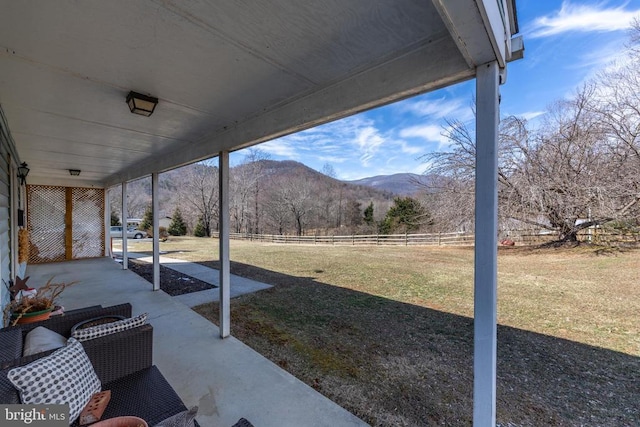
0,329,23,368
2,303,133,338
82,324,153,384
61,305,103,316
0,324,153,404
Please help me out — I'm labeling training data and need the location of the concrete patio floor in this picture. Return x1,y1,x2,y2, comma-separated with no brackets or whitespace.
120,252,273,307
26,257,368,427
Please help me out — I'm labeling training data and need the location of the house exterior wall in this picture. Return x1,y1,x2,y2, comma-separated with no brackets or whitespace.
159,217,172,229
0,117,13,308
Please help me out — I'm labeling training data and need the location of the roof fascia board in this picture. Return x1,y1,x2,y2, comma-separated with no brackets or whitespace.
431,0,496,68
478,0,523,64
433,0,517,68
476,0,513,66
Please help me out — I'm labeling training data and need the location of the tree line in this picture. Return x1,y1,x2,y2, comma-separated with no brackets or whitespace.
110,152,427,237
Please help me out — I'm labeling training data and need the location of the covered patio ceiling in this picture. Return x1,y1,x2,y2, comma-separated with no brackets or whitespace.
2,1,522,425
0,0,519,188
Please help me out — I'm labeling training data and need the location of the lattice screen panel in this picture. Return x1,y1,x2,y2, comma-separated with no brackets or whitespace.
72,188,104,259
27,186,105,263
27,186,66,263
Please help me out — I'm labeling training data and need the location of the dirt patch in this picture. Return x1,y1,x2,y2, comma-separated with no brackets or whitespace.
125,258,214,296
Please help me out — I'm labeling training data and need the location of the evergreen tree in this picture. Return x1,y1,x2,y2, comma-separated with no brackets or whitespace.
167,208,187,236
378,197,429,234
193,216,206,237
139,205,153,231
110,210,121,226
363,202,374,225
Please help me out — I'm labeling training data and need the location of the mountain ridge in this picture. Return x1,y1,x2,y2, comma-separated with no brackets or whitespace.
346,172,428,195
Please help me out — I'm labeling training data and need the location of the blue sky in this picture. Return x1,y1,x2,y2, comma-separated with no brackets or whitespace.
233,1,640,180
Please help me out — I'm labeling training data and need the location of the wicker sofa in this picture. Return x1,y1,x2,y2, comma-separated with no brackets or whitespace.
0,304,202,426
0,304,255,426
0,303,132,367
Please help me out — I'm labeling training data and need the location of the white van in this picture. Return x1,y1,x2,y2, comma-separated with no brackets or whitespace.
126,218,143,229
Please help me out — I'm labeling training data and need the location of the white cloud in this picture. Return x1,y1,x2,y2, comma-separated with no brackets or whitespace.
529,1,640,38
356,126,385,165
337,170,366,181
267,115,394,169
399,95,473,121
396,140,423,155
558,39,635,95
519,111,546,121
316,154,348,164
399,124,449,147
566,39,633,74
259,139,299,158
259,110,434,178
409,163,428,175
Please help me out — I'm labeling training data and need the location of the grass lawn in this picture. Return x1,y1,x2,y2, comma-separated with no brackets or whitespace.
119,237,640,426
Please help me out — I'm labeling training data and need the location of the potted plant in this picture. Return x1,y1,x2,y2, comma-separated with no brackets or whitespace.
3,277,77,326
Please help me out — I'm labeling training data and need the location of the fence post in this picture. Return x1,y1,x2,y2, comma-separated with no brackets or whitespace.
405,232,408,246
438,232,441,246
352,234,355,245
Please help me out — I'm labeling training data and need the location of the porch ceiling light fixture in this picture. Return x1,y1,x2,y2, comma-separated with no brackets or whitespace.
126,91,158,117
69,169,81,176
17,162,29,186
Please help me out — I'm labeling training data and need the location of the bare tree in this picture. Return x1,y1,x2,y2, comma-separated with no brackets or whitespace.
229,148,272,234
108,178,152,223
238,148,271,234
419,176,474,232
230,168,251,233
502,90,615,240
179,161,219,236
268,168,316,235
417,119,477,232
319,163,345,229
263,196,291,234
343,199,363,230
245,149,272,234
420,83,635,241
591,25,640,224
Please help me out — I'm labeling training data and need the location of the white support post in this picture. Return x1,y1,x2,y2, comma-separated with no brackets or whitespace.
473,60,500,427
104,190,111,257
219,151,231,338
152,173,160,291
121,182,128,270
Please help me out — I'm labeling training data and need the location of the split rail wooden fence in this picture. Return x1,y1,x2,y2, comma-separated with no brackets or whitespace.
211,229,639,247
